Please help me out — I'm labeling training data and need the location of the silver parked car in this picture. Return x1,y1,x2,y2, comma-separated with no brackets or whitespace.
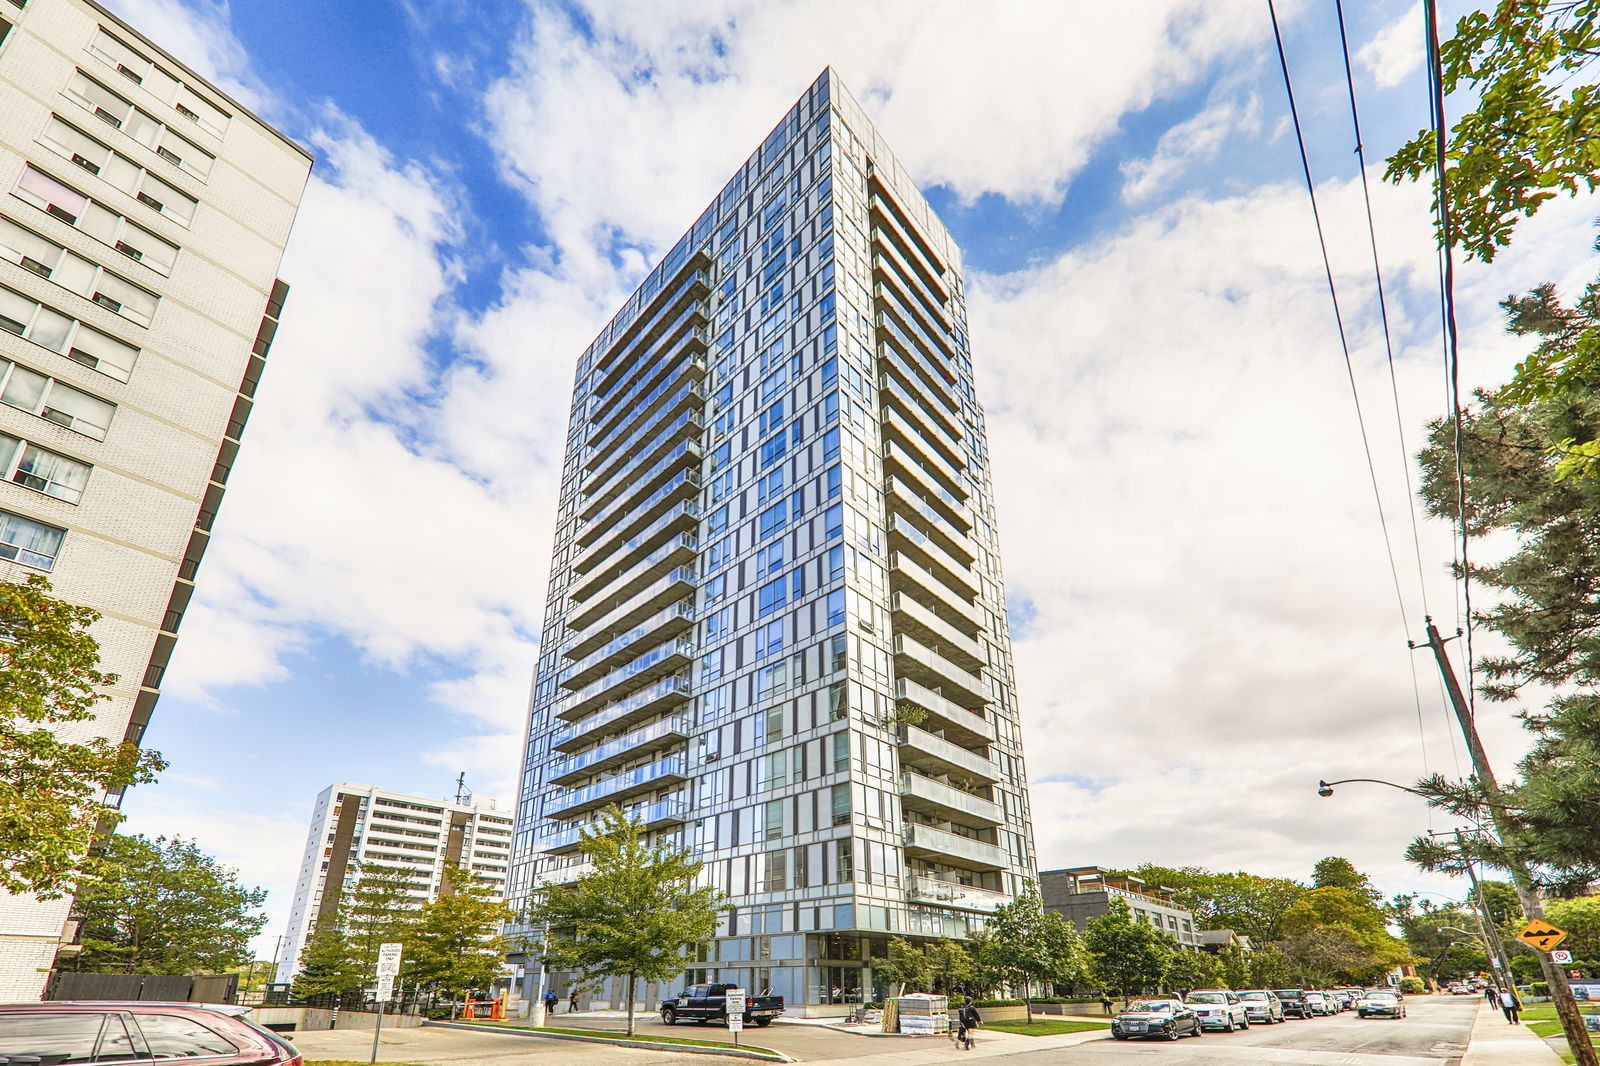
1236,989,1287,1024
1184,990,1251,1031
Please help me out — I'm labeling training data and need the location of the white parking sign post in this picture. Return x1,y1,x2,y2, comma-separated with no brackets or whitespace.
371,943,404,1065
725,987,746,1045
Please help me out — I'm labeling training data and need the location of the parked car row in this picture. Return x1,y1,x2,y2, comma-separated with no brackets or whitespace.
1111,986,1401,1042
0,1003,302,1066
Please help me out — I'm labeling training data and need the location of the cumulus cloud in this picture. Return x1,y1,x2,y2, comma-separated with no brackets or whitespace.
1121,92,1263,203
1358,1,1424,90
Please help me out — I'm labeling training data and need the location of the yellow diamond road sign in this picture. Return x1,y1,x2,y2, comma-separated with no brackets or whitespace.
1517,920,1568,952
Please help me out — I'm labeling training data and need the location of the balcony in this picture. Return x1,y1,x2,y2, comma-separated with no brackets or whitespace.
533,860,594,887
537,799,690,858
554,638,695,721
883,442,970,521
868,178,948,278
871,224,950,306
879,369,965,469
583,379,705,472
900,772,1004,829
593,263,710,391
906,875,1010,914
574,498,699,579
551,674,692,748
882,467,969,534
544,755,689,819
902,823,1007,872
570,532,697,608
894,674,992,742
876,276,959,377
887,514,977,593
576,468,701,551
565,567,696,646
890,592,983,670
898,725,998,783
559,602,695,686
878,341,964,445
881,404,966,485
888,551,979,631
548,714,692,786
590,309,707,416
580,438,701,524
588,407,703,489
588,337,707,443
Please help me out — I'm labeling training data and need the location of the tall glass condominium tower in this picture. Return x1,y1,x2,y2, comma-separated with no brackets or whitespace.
509,69,1035,1014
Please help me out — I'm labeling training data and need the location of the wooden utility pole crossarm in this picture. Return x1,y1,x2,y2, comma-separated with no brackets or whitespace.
1415,619,1597,1066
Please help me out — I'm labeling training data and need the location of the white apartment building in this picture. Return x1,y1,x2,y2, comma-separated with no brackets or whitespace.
0,0,309,997
273,783,513,984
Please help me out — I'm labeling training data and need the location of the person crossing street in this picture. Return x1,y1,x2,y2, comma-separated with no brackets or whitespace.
954,997,982,1051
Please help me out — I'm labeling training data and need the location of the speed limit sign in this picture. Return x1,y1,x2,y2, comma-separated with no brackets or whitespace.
1552,949,1573,964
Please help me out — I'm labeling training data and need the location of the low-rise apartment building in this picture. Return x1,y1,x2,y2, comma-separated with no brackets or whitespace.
1040,866,1203,949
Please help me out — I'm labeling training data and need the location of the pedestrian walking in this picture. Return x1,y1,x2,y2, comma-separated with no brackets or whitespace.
1485,984,1499,1005
568,989,580,1013
1498,988,1521,1024
954,997,982,1050
1101,994,1113,1015
543,988,557,1015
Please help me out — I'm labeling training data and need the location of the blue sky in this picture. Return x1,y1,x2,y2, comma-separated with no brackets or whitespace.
98,0,1600,955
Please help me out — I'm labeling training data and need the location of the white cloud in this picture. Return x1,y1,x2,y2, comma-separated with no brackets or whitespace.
1359,2,1424,90
1121,92,1263,203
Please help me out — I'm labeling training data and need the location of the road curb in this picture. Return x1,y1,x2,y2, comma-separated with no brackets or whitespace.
423,1019,794,1062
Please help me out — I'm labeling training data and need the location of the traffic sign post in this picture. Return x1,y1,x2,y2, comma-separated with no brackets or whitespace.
371,942,404,1065
725,987,745,1045
1553,950,1573,965
1518,920,1569,953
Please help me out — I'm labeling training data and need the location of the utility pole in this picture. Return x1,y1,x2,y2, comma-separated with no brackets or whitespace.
1414,618,1597,1066
1454,829,1516,993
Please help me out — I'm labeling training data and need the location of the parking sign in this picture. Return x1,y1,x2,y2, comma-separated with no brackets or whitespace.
1552,950,1573,964
725,988,746,1032
377,942,404,977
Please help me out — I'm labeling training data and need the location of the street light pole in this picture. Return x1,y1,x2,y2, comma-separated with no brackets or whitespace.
1412,617,1597,1066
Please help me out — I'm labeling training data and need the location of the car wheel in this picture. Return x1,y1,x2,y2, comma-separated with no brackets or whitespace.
1224,1018,1235,1032
1242,1016,1251,1028
1113,1033,1128,1040
1188,1023,1203,1038
1166,1028,1182,1041
754,1018,772,1027
662,1008,677,1026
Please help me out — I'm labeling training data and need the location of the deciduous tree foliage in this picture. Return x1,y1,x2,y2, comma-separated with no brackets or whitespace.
1132,864,1306,940
1083,900,1172,1003
1281,885,1413,981
527,806,725,1036
0,576,164,897
1312,857,1383,907
402,865,512,1003
292,923,364,998
975,884,1082,1021
67,834,266,974
1385,1,1600,264
874,935,932,997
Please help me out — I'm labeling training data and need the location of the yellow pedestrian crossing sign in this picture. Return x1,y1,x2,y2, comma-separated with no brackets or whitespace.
1517,920,1568,952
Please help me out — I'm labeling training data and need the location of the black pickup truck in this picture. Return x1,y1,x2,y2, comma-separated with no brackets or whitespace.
659,983,785,1027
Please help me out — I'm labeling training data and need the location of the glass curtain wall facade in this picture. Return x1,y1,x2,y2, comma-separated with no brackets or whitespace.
507,69,1035,1014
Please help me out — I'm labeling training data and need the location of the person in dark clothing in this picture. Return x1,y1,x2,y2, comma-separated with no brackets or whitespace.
955,997,981,1050
568,989,580,1013
543,988,557,1014
1101,994,1113,1015
1485,984,1499,1005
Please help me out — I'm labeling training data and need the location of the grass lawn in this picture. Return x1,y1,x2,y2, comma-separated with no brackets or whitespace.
466,1021,779,1052
1518,1004,1597,1063
982,1019,1111,1036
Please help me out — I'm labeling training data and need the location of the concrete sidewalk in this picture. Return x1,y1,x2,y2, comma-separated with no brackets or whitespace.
1462,1001,1564,1065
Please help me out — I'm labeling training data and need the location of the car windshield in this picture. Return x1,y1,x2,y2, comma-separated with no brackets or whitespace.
1239,992,1269,1001
1271,990,1302,997
1186,993,1226,1003
1366,994,1396,1001
1128,1001,1173,1012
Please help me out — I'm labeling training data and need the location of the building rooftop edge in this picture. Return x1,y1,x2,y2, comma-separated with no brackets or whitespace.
81,0,314,163
324,781,511,812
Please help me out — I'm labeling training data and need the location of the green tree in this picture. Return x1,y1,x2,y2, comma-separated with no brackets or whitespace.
1281,886,1413,980
404,865,513,1006
976,884,1082,1021
1282,927,1375,986
527,806,725,1036
1546,897,1600,972
292,922,364,997
67,834,266,974
1312,857,1383,907
1163,944,1220,993
1214,942,1249,990
1385,1,1600,264
0,576,164,897
1246,944,1293,989
874,936,932,997
341,863,423,976
926,939,975,997
1132,864,1306,940
1083,900,1172,1005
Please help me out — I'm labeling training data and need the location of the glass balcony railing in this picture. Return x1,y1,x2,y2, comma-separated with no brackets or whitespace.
585,373,705,454
898,724,997,783
548,714,692,785
883,440,969,514
559,601,694,681
588,407,702,488
886,515,977,594
565,566,697,646
881,404,967,485
883,469,969,533
589,310,706,417
552,638,696,720
576,468,701,549
544,755,689,818
593,268,709,389
580,438,701,523
878,367,965,464
570,531,697,608
573,498,700,578
900,772,1004,827
889,592,984,670
906,875,1010,913
902,823,1007,871
894,673,992,739
588,340,707,443
551,674,692,747
888,551,979,629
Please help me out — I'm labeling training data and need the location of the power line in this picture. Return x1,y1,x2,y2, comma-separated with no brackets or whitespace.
1267,0,1413,637
1422,0,1477,715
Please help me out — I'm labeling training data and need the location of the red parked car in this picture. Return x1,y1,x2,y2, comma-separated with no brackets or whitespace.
0,1003,299,1066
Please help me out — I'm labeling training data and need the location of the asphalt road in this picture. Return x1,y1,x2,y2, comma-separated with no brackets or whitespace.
978,995,1480,1065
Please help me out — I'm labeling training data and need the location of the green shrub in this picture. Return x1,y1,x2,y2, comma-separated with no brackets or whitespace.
973,999,1025,1007
1530,982,1549,997
1398,978,1425,995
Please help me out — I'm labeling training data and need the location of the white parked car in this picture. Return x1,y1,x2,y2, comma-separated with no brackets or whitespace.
1237,989,1287,1024
1184,990,1251,1031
